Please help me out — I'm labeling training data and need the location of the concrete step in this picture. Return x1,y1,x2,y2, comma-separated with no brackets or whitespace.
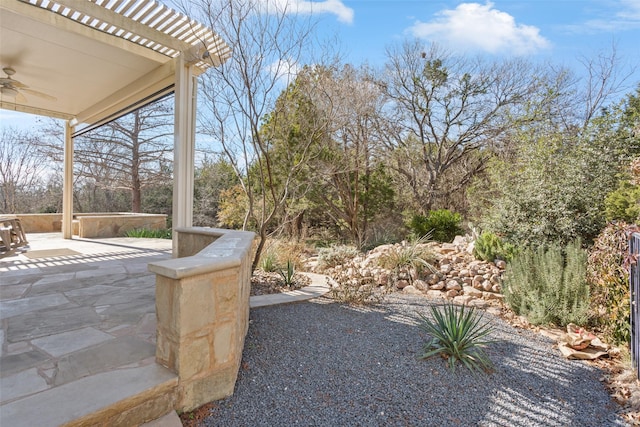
0,363,178,427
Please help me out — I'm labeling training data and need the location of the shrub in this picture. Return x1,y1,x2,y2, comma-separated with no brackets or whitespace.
408,209,463,242
503,239,590,326
125,228,172,239
604,181,640,223
259,250,279,272
418,303,495,373
473,231,516,262
378,237,436,284
587,222,639,345
317,245,360,271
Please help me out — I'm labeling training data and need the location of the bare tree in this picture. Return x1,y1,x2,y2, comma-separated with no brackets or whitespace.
186,0,324,269
37,99,173,213
0,128,48,213
381,41,539,213
300,64,392,247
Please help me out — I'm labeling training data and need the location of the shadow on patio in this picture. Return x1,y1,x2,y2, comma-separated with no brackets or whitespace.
0,233,175,426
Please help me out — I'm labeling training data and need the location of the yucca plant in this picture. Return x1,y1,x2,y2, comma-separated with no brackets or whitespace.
418,303,495,373
279,260,297,287
260,251,279,272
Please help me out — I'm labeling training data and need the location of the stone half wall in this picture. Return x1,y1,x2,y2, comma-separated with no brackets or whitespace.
16,212,166,238
148,227,256,412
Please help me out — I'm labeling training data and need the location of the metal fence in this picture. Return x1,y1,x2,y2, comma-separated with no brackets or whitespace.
631,232,640,379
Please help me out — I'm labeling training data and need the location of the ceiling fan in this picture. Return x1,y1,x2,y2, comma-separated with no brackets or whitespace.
0,67,57,103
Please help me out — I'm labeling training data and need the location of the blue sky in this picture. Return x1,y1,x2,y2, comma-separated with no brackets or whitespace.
2,0,639,131
310,0,640,75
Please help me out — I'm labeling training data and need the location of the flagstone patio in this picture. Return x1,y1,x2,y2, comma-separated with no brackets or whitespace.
0,233,176,426
0,232,330,426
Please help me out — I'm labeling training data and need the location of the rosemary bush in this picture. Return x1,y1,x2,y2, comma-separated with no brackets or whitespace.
418,303,495,373
503,239,590,326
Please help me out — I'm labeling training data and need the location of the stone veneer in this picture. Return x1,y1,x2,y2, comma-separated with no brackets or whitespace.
148,227,255,412
16,213,166,238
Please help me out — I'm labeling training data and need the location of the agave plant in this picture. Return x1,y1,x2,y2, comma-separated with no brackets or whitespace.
418,303,495,373
279,260,297,287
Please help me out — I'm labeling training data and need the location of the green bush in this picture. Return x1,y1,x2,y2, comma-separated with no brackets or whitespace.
587,222,639,345
605,182,640,223
259,251,279,272
377,237,436,283
125,228,172,239
317,245,360,270
503,239,590,327
473,231,516,262
418,303,495,373
408,209,463,242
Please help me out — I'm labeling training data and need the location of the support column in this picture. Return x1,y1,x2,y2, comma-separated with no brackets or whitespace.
62,121,74,239
173,54,197,255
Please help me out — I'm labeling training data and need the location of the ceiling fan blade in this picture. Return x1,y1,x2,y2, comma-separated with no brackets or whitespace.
22,88,57,101
16,92,28,103
0,78,27,88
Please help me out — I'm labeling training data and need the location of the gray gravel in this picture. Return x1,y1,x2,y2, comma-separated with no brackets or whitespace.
201,294,627,427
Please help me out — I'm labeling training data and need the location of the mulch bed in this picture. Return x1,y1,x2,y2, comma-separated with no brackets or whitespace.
249,270,311,296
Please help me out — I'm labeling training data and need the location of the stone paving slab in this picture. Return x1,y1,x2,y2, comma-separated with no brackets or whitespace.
54,336,155,386
0,293,71,320
31,327,113,358
0,363,177,427
0,367,49,403
6,306,101,343
0,349,50,377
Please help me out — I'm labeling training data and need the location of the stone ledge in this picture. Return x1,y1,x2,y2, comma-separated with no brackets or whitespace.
148,228,255,279
0,364,177,427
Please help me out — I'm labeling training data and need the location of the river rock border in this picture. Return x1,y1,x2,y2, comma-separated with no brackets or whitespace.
311,235,506,307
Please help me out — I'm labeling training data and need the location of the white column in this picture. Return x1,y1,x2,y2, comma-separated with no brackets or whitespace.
62,121,74,239
173,54,197,254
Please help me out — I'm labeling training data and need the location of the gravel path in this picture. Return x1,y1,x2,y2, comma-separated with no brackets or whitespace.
200,294,627,427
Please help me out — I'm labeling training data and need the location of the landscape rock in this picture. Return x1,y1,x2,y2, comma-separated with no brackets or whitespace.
318,234,507,305
446,281,462,291
430,282,445,290
463,286,483,298
403,285,422,295
396,279,410,290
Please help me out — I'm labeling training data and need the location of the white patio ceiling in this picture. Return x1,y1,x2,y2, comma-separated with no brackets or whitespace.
0,0,230,128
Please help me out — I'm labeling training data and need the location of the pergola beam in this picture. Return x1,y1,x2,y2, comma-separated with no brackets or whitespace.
1,0,168,63
54,0,195,54
76,60,176,126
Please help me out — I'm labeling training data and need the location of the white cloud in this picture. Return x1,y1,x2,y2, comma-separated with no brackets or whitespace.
267,58,301,86
263,0,354,24
576,0,640,32
407,2,550,55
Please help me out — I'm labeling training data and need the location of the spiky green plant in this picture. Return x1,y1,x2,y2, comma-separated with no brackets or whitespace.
378,236,436,275
418,303,495,373
279,260,297,287
260,251,279,272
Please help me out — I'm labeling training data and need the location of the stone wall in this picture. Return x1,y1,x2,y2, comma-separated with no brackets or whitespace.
148,227,255,412
16,213,166,238
16,213,62,233
75,213,166,238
